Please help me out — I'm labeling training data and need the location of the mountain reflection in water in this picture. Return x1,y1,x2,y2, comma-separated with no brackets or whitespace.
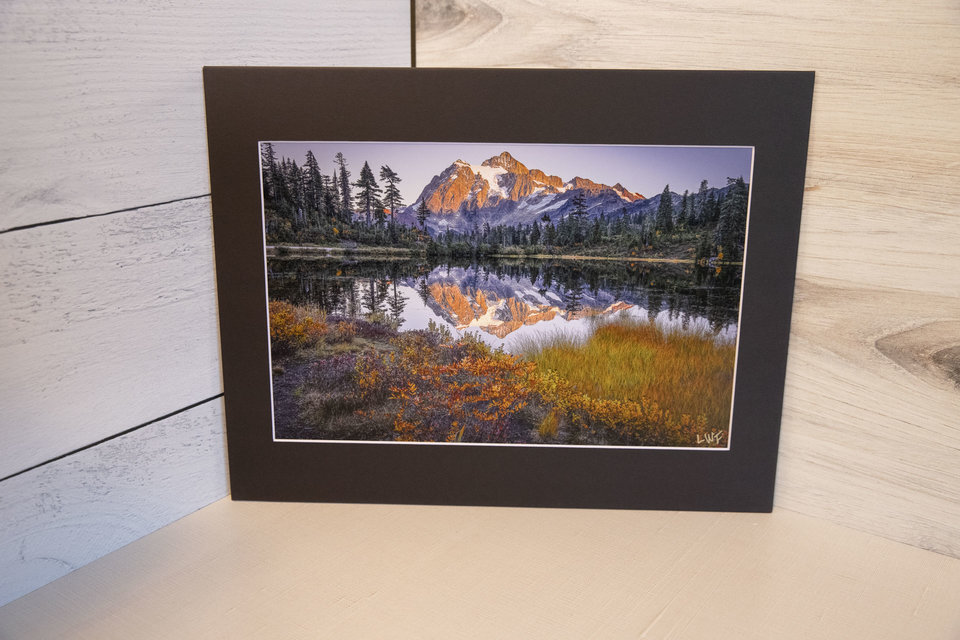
266,256,742,353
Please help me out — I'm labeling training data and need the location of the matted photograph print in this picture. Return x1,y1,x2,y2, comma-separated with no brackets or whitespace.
204,67,813,510
263,141,751,449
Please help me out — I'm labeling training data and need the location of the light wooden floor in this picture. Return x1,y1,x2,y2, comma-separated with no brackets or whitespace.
1,499,959,639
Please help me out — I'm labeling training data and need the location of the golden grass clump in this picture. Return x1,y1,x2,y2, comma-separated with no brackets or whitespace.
520,317,735,436
537,409,560,440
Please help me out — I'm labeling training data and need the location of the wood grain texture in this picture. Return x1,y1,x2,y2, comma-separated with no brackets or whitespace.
779,280,960,556
0,0,410,604
0,0,411,231
416,0,960,555
0,198,221,480
0,399,226,607
2,498,960,638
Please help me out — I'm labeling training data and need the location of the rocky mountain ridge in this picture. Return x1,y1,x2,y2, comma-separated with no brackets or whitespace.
399,151,647,232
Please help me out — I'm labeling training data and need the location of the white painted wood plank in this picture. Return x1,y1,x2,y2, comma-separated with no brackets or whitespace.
414,0,960,557
0,399,226,608
0,198,221,479
2,499,959,638
0,0,411,230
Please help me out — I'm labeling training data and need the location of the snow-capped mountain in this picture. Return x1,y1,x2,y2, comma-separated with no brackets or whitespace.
398,151,646,233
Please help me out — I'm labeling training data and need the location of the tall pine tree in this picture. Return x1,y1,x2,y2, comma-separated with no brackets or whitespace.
416,200,431,231
714,176,749,260
569,189,588,244
530,220,541,245
335,152,352,221
260,142,280,204
655,184,674,232
353,161,382,226
379,165,403,228
322,174,340,222
327,173,342,221
678,190,689,228
303,150,324,223
694,179,709,226
284,159,305,227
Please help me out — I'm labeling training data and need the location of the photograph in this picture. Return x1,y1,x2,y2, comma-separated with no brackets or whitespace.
261,141,753,449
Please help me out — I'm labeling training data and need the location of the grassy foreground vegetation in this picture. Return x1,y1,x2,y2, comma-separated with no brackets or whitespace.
269,300,734,447
517,319,735,434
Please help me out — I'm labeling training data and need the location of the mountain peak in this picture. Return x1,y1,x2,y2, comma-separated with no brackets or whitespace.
481,151,528,174
612,182,644,202
568,176,600,190
407,151,647,225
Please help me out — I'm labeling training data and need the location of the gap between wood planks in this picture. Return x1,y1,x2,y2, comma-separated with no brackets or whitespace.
0,194,211,235
0,393,224,484
410,0,417,67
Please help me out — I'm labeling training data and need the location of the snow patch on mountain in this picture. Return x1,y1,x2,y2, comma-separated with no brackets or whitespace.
471,164,508,198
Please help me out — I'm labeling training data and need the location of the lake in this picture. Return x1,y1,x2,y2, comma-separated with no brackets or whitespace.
266,254,743,352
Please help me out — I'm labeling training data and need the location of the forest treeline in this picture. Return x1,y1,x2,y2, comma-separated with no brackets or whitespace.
261,143,749,261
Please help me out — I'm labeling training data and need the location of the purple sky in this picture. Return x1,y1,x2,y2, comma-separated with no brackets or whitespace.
268,141,753,206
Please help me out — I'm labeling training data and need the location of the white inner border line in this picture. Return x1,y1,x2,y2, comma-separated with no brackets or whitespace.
260,141,756,452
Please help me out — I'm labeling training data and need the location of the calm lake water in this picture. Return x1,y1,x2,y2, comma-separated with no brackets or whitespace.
267,255,743,352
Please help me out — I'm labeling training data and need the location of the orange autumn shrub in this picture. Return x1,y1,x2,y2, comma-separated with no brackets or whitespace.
268,300,327,355
334,320,356,343
390,352,536,443
351,330,536,443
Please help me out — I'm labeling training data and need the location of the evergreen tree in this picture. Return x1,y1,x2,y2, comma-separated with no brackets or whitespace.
353,161,382,226
544,222,557,246
678,190,689,228
694,179,709,226
379,165,403,228
322,175,340,222
707,191,720,224
656,184,674,232
571,189,588,219
714,176,749,260
416,200,431,231
416,201,432,231
303,150,324,222
373,196,387,227
695,233,713,263
570,189,588,243
589,217,602,245
613,211,627,237
274,157,290,205
335,152,352,221
260,142,280,204
530,221,541,245
284,159,306,227
557,215,574,246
